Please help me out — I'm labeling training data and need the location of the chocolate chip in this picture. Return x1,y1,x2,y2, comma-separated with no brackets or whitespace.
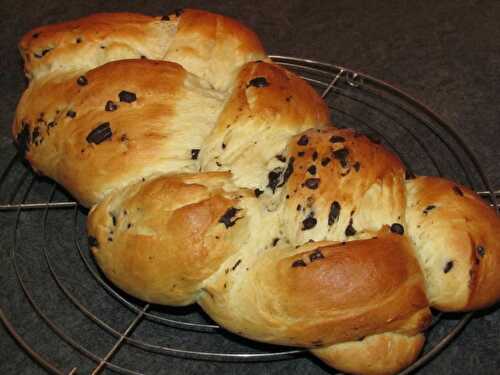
86,122,112,144
278,158,294,188
216,161,222,167
298,151,305,157
191,149,200,160
390,223,404,235
297,135,309,146
302,213,317,230
476,245,486,258
231,259,242,271
32,127,42,145
329,136,345,144
304,178,320,190
105,100,118,112
345,219,356,236
312,151,318,161
222,143,226,149
77,76,88,86
405,169,416,180
66,110,76,118
16,121,31,158
32,32,40,38
276,154,286,162
272,238,280,247
161,15,170,21
309,249,324,262
353,161,361,172
118,90,137,103
254,188,264,197
307,165,316,175
328,201,341,225
443,260,454,273
296,204,302,211
34,48,52,58
88,236,99,248
248,77,269,88
219,207,240,228
47,121,56,128
267,168,282,193
423,205,436,215
333,148,349,168
292,259,307,268
76,37,82,43
453,186,464,196
321,157,331,166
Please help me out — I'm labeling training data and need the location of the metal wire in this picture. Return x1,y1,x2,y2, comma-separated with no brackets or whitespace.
1,56,499,375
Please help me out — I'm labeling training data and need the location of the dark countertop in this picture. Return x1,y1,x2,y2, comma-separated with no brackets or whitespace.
1,1,499,374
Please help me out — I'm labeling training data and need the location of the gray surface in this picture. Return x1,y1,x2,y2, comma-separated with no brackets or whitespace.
1,1,499,374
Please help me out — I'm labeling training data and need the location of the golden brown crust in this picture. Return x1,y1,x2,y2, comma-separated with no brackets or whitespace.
312,333,425,375
14,59,224,207
280,127,406,244
87,172,252,305
200,61,331,189
199,229,430,347
406,176,500,311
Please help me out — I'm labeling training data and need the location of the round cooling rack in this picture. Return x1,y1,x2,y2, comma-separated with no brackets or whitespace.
0,56,499,375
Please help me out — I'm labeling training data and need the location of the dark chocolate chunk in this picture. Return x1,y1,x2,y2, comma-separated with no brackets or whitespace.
161,15,170,21
278,157,295,187
275,154,286,162
453,186,464,196
476,245,486,258
16,121,31,158
443,260,454,273
88,236,99,248
252,188,263,198
307,165,316,175
329,135,345,144
333,148,349,168
272,238,280,247
390,223,405,235
296,204,302,211
77,75,88,86
345,218,356,236
248,77,269,88
105,100,118,112
321,157,331,166
191,149,200,160
219,207,240,228
222,143,226,149
297,135,309,146
312,151,318,161
66,110,76,118
328,201,341,225
34,48,52,58
304,178,320,190
267,168,282,193
302,213,317,230
309,249,324,262
86,122,112,144
353,161,361,172
118,90,137,103
423,205,436,215
231,259,242,271
32,32,40,38
405,169,416,180
111,214,117,226
298,151,305,157
216,161,222,167
292,259,307,268
76,37,82,43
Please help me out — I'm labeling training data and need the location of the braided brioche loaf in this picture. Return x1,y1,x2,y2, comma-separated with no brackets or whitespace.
12,9,500,375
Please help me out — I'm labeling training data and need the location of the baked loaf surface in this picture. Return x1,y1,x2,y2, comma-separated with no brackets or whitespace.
13,8,500,375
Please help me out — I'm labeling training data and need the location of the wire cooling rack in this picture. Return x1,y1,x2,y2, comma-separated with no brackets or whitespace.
1,56,499,375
